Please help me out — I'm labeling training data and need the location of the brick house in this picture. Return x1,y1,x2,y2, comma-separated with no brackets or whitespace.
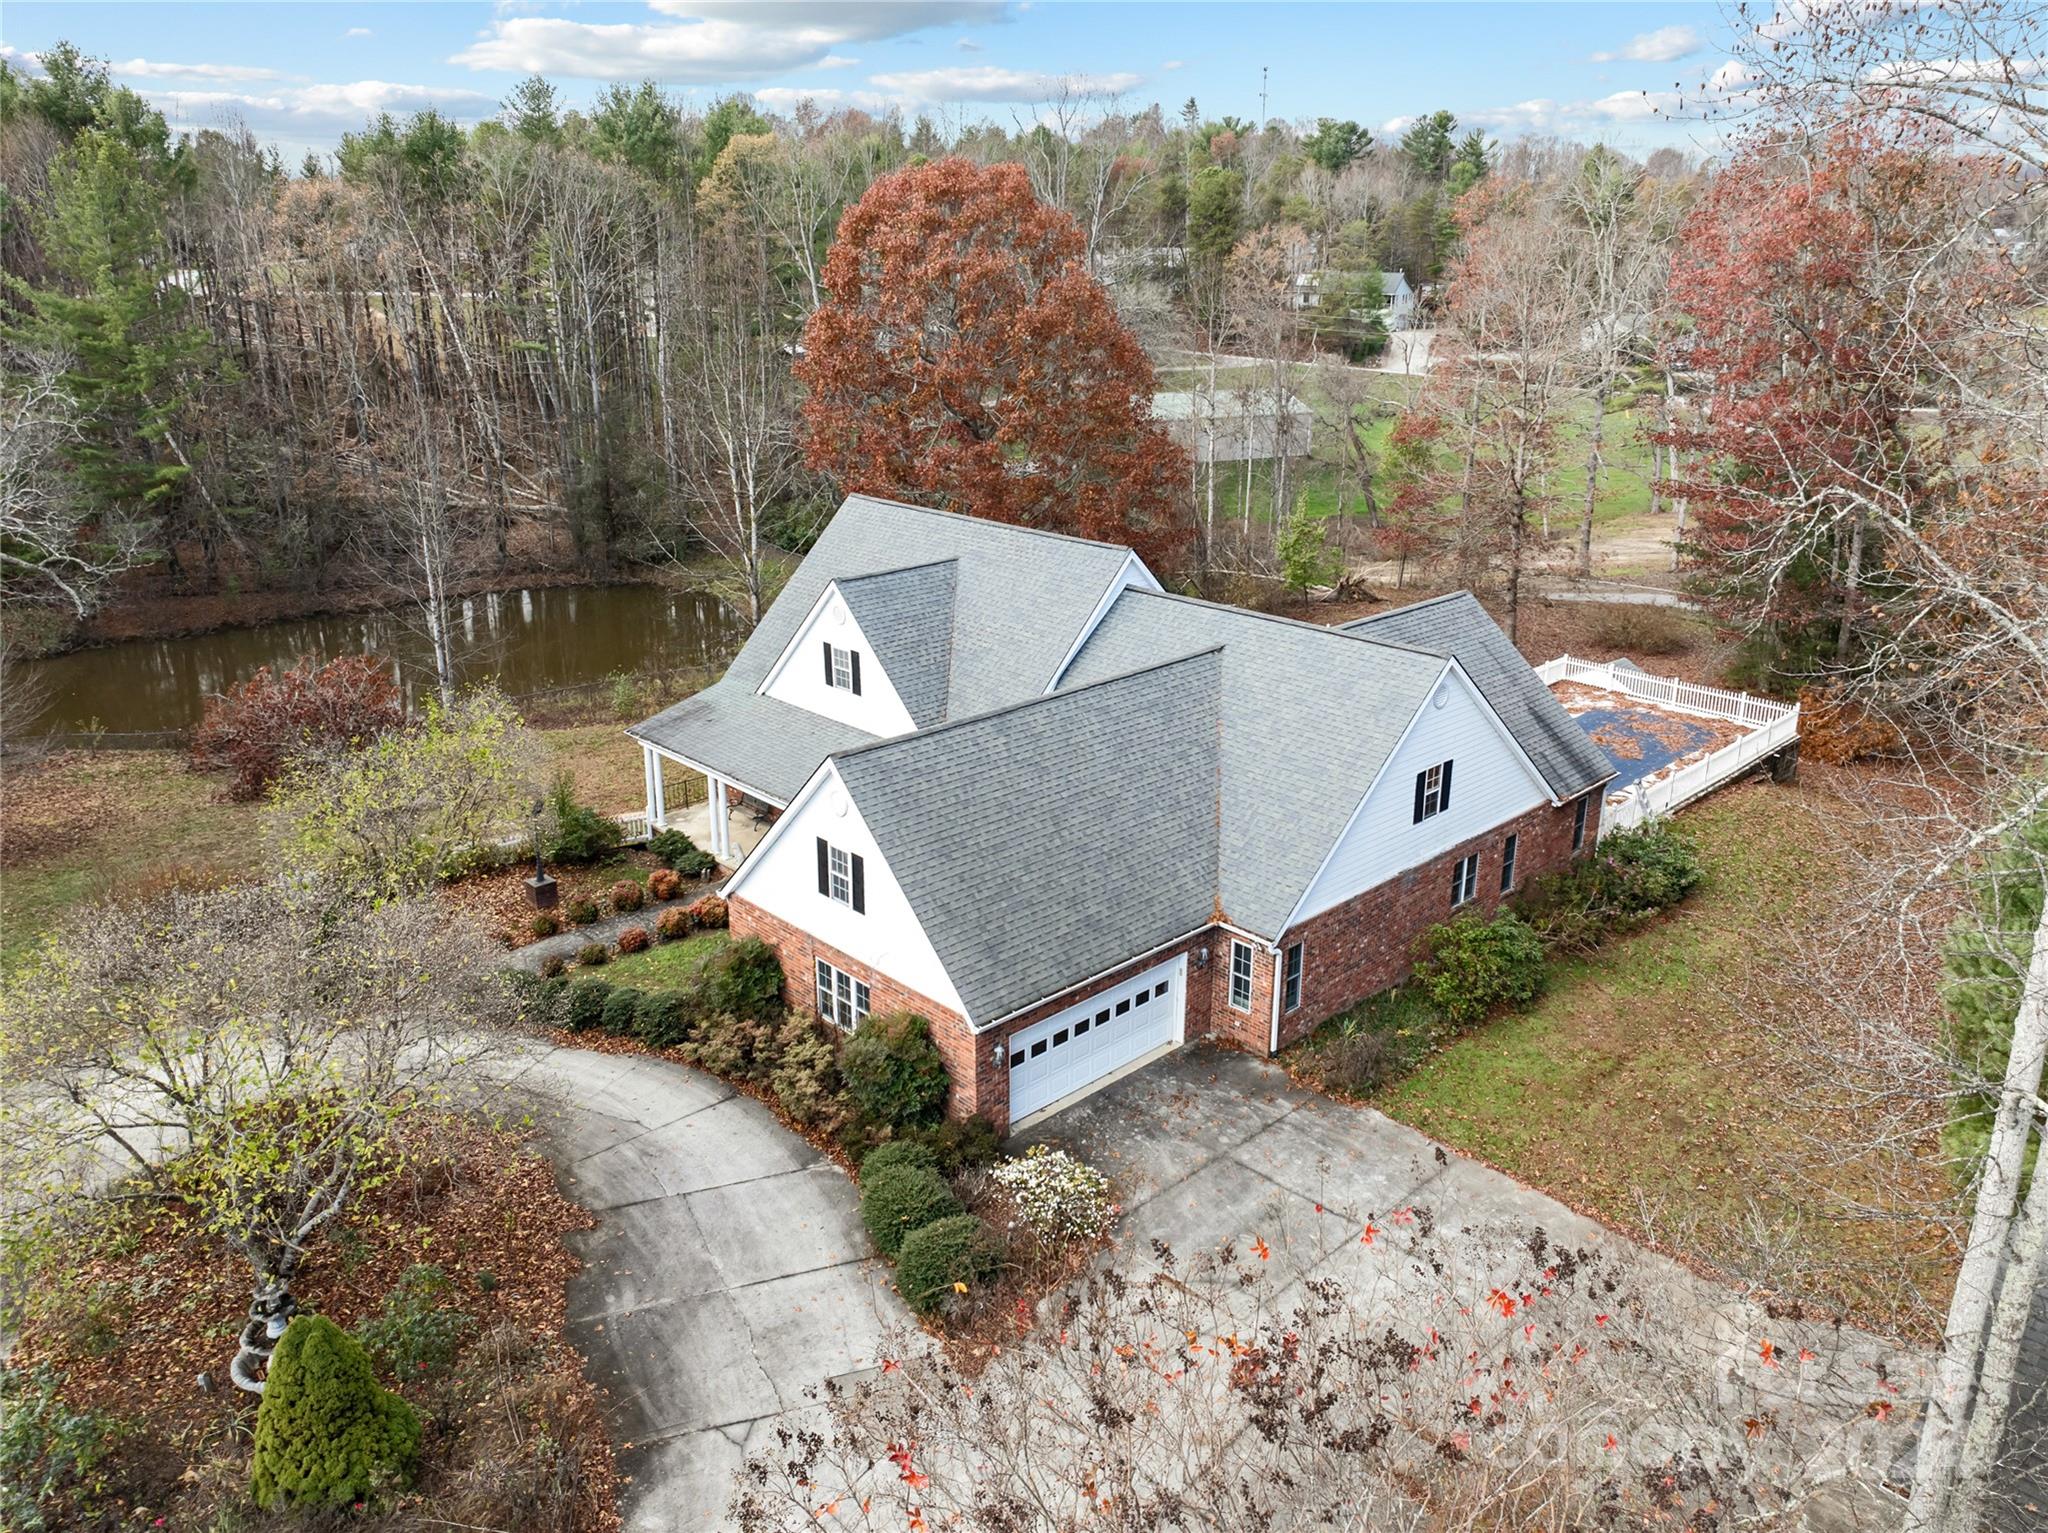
630,496,1613,1133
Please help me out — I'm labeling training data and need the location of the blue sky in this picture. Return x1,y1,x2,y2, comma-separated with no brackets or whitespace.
3,2,1742,164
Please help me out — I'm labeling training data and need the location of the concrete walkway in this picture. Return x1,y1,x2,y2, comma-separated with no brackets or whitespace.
499,1043,909,1531
507,888,720,974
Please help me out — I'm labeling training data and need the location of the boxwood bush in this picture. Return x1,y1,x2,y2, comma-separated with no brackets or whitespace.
895,1214,999,1316
599,988,641,1036
841,1012,951,1129
565,978,612,1032
858,1162,961,1257
632,990,692,1048
701,936,785,1021
1414,910,1546,1027
857,1139,939,1182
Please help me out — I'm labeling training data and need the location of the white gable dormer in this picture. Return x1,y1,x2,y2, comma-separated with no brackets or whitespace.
758,581,918,736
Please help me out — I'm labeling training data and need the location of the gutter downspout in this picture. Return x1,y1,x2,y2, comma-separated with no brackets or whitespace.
1267,938,1284,1056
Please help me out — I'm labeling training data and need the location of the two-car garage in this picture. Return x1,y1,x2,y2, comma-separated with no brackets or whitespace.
1004,954,1187,1123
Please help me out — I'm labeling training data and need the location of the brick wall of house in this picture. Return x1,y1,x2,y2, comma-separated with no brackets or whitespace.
1271,790,1602,1049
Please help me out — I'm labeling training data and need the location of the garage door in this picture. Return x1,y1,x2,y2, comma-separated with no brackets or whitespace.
1007,955,1186,1122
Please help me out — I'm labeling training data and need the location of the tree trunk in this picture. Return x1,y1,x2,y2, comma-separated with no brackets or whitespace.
1908,897,2048,1533
1838,510,1866,663
1578,382,1607,578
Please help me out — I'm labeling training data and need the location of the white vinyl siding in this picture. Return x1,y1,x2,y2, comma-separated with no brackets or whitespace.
759,585,916,736
1228,940,1255,1011
1291,667,1551,926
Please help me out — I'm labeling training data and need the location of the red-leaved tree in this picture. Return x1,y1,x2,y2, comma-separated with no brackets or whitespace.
796,158,1192,572
190,654,404,800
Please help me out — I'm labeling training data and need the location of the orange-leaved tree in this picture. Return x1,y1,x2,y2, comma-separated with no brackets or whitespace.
796,158,1192,572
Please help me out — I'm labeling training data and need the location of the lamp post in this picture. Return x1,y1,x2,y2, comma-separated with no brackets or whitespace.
526,795,558,909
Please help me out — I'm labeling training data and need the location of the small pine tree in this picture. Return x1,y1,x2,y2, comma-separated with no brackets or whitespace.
250,1314,421,1510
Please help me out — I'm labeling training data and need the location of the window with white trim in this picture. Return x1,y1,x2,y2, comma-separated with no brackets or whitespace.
1282,941,1304,1012
1413,759,1454,823
1500,833,1518,893
814,958,871,1031
815,837,865,911
822,641,862,694
1228,939,1255,1011
1572,794,1590,850
1450,852,1479,907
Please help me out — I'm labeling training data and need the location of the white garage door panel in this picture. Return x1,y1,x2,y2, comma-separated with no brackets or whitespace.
1007,955,1186,1121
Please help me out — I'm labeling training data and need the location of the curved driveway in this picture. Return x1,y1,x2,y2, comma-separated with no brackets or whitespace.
501,1044,907,1531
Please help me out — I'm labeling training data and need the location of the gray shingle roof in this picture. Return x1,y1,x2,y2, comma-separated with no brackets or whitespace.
834,652,1223,1024
1057,590,1446,937
631,495,1134,793
834,560,956,728
631,682,875,804
1341,592,1614,799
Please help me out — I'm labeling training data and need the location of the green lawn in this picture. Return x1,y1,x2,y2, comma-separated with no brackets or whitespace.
1288,775,1954,1333
600,929,730,991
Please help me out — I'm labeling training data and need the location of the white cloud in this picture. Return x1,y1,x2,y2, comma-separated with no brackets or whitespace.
454,0,1007,82
956,37,984,52
1462,89,1683,133
753,84,900,114
1381,114,1416,137
1161,59,1185,72
866,65,1142,102
2,43,46,75
115,58,293,84
346,27,373,39
816,54,861,69
145,78,494,137
1591,24,1703,64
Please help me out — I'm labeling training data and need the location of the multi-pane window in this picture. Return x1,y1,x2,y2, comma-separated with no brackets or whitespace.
1413,759,1454,823
1572,794,1590,851
815,837,865,911
1282,942,1304,1012
1228,939,1255,1011
1450,852,1479,907
1500,833,1518,893
822,641,862,694
814,958,870,1031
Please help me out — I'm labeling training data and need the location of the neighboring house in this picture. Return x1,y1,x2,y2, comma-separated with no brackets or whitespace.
1152,388,1314,464
630,496,1614,1133
1287,269,1417,329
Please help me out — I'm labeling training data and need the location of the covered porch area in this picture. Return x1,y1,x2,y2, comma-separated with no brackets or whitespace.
636,743,781,871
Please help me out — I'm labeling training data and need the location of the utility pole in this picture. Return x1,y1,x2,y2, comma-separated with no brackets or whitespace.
1259,66,1268,129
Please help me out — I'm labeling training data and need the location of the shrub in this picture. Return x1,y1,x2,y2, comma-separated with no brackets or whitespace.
600,988,641,1036
250,1314,420,1510
565,979,612,1032
990,1145,1117,1241
859,1162,962,1257
858,1139,939,1183
692,895,729,929
529,912,560,940
507,970,569,1028
191,654,404,801
575,942,609,968
689,1012,779,1082
1415,911,1547,1027
1319,1028,1410,1097
564,897,599,926
1593,823,1705,915
544,773,623,865
616,925,650,955
353,1264,474,1378
610,879,645,914
841,1012,951,1130
907,1115,1002,1175
538,954,567,980
1,1365,124,1533
655,906,693,941
895,1214,1000,1316
770,1013,845,1127
649,829,719,877
1584,603,1700,657
648,868,681,901
633,990,693,1048
702,936,785,1021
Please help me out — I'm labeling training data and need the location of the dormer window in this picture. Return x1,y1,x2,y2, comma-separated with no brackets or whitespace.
823,642,862,694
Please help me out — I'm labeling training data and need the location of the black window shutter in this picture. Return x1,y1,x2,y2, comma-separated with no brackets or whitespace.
849,650,862,696
1413,770,1427,823
822,642,835,686
1439,759,1454,812
816,837,830,896
850,853,866,913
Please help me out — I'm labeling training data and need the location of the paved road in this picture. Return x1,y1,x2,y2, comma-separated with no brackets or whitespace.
501,1044,909,1531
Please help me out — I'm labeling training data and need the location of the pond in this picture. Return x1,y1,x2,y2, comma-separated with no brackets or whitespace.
15,584,747,742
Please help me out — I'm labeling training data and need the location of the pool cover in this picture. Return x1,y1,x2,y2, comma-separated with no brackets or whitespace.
1573,706,1728,792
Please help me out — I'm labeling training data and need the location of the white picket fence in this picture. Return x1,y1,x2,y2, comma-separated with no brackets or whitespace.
1535,655,1801,837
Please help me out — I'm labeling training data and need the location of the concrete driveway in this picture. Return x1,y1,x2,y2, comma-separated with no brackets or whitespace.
504,1045,908,1531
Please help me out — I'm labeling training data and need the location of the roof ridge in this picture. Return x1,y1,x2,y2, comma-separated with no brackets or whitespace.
1114,587,1448,663
831,646,1225,767
1341,589,1480,628
843,494,1138,557
835,556,961,586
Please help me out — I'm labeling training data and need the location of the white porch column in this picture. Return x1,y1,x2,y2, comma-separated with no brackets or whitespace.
705,772,729,861
641,744,658,836
648,749,667,832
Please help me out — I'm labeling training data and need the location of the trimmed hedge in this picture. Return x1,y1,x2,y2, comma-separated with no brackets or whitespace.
633,990,692,1048
841,1012,951,1129
565,979,611,1032
599,988,641,1036
895,1214,999,1317
858,1162,961,1258
858,1140,939,1182
701,936,785,1021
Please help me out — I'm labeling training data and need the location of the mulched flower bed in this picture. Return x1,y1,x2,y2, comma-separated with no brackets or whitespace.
441,850,711,947
10,1116,619,1533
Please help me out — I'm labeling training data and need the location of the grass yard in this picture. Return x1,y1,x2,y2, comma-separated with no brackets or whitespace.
600,928,729,990
1360,772,1956,1335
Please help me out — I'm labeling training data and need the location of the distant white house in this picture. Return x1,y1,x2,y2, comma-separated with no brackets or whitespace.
1287,269,1418,330
1152,388,1314,464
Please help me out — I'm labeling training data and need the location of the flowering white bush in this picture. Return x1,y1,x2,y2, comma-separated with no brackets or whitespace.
990,1145,1117,1242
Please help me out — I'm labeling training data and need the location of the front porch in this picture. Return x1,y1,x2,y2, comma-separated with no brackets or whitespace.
625,744,780,871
